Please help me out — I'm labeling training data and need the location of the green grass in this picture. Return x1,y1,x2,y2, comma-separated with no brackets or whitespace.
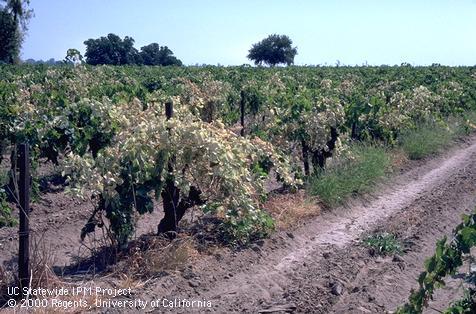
308,110,476,208
308,144,391,207
363,232,402,256
399,110,476,160
449,110,476,137
399,123,453,160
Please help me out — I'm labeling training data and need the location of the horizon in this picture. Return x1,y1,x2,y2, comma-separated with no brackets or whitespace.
20,0,476,66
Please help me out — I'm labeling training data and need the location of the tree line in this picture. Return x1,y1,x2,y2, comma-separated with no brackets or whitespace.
1,0,299,66
82,33,182,66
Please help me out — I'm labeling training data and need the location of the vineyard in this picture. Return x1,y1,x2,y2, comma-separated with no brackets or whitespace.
1,64,476,312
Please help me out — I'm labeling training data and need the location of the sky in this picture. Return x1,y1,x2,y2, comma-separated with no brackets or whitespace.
20,0,476,66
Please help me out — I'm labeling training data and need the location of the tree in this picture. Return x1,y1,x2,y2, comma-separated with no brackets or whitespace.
84,33,139,65
139,43,182,66
0,0,32,64
5,0,32,26
0,8,19,63
83,34,182,66
64,48,83,65
247,34,298,66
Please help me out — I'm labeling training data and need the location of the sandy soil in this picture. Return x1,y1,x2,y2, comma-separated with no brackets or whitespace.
1,135,476,313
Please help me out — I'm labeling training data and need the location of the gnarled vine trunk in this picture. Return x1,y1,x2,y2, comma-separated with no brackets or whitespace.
310,127,339,172
157,181,204,235
301,140,310,177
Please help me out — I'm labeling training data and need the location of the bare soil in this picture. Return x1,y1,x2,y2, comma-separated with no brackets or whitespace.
1,135,476,313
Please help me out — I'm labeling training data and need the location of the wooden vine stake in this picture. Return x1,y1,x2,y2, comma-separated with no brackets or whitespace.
18,143,30,296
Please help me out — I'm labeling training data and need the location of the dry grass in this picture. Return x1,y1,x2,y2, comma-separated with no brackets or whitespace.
119,235,199,279
0,230,199,313
29,235,62,290
0,234,62,302
114,273,147,291
1,235,97,313
0,264,14,303
264,190,321,230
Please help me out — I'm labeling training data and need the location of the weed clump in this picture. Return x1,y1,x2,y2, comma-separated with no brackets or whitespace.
399,123,453,160
309,144,391,206
363,232,402,256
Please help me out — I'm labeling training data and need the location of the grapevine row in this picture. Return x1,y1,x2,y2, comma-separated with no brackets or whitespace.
1,64,475,245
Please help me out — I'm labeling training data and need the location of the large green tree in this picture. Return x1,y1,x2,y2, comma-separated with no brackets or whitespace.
6,0,31,25
84,33,140,65
139,43,182,66
0,8,18,63
247,34,298,66
84,34,182,66
0,0,32,64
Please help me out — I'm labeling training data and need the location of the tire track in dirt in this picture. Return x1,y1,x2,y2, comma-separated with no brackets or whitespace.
179,136,476,313
296,152,476,313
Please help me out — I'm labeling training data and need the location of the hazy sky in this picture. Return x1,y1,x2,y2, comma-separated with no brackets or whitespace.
21,0,476,66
